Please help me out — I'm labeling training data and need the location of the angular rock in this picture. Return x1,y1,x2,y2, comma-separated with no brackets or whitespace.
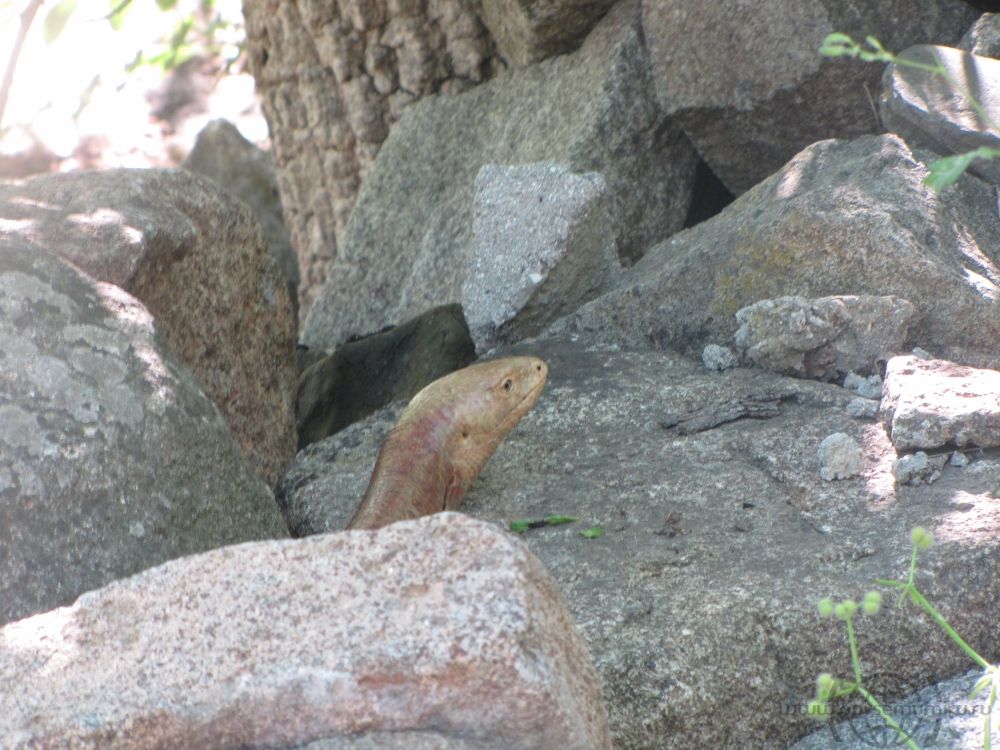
0,514,611,750
843,372,883,399
893,450,947,485
880,355,1000,450
959,12,1000,57
734,295,916,378
642,0,977,193
182,118,300,318
791,668,992,750
463,163,619,353
243,0,500,314
817,432,863,480
701,343,739,371
296,304,475,448
0,169,297,486
881,45,1000,184
302,0,698,349
473,0,618,66
277,337,1000,748
548,135,1000,367
0,241,287,626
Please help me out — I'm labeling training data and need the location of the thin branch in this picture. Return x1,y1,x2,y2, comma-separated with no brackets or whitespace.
0,0,45,130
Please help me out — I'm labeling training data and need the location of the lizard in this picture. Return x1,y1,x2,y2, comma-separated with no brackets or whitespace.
345,356,548,530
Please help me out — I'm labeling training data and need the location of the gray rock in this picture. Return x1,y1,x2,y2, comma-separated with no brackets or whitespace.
296,304,475,449
463,163,619,353
843,372,884,400
276,337,1000,748
641,0,976,193
880,355,1000,451
846,398,879,420
0,241,287,626
894,451,947,485
818,432,863,480
302,0,698,350
473,0,617,65
182,118,300,319
547,135,1000,367
959,13,1000,57
0,168,298,486
243,0,500,316
881,45,1000,185
790,668,993,749
0,514,610,749
950,450,971,467
702,343,739,371
734,295,915,379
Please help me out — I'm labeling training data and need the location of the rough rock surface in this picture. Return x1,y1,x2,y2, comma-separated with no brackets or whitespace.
243,0,500,314
881,45,1000,185
296,304,475,448
547,135,1000,368
880,355,1000,451
276,338,1000,749
0,514,611,750
472,0,617,66
959,12,1000,57
734,295,916,378
0,240,287,626
791,668,996,749
641,0,977,193
182,118,300,318
302,0,698,349
463,163,619,353
0,168,297,486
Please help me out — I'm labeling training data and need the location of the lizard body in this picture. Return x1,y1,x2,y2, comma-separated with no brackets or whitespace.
346,356,547,530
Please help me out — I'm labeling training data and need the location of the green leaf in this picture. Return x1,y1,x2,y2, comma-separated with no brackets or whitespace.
42,0,77,44
544,515,578,526
818,32,858,58
924,147,1000,191
156,0,178,10
580,526,604,539
509,520,530,534
107,0,132,31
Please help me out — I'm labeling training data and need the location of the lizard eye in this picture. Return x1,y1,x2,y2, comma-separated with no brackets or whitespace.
502,378,513,392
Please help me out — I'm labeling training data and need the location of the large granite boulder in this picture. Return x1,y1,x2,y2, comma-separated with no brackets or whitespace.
641,0,977,193
0,514,610,750
547,134,1000,368
276,338,1000,748
302,0,698,350
0,168,298,486
182,118,300,318
473,0,617,65
0,240,287,626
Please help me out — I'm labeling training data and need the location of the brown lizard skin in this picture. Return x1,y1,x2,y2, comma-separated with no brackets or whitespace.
345,356,548,530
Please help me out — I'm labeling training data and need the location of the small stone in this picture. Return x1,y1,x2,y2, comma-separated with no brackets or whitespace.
817,432,863,481
893,451,948,485
950,451,970,467
843,371,883,399
846,398,879,419
702,344,739,371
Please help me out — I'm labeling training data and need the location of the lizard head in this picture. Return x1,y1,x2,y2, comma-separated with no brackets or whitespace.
406,356,548,503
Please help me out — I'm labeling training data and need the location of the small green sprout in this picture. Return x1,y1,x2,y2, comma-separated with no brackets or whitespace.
811,528,999,750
